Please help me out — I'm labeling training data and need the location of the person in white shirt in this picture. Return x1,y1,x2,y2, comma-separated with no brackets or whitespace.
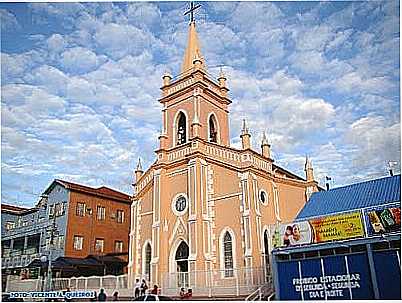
134,278,141,298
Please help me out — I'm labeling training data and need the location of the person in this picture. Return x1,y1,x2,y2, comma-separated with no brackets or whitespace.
150,285,158,295
134,278,141,298
140,279,148,296
98,289,107,301
291,224,301,242
90,291,97,302
64,287,72,302
179,288,186,299
112,291,118,301
185,289,192,299
283,225,293,247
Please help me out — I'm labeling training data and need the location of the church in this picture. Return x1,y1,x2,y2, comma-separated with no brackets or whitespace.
128,14,319,297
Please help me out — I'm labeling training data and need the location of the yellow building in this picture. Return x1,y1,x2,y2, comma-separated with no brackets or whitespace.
128,19,318,297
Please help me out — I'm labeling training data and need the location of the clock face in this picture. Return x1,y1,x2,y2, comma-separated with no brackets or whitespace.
175,196,187,212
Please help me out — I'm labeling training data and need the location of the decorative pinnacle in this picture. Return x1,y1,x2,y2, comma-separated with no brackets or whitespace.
218,67,226,80
262,131,269,146
305,155,313,170
136,158,143,172
241,119,249,135
163,71,172,78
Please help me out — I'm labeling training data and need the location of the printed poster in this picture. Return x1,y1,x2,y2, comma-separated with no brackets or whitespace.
364,203,401,236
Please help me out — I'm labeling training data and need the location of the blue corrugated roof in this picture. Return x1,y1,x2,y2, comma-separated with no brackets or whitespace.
296,175,401,220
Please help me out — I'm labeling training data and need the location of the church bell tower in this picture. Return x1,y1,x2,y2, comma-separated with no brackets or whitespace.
157,18,231,156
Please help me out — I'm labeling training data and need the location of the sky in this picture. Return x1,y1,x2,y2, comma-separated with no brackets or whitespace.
1,1,400,207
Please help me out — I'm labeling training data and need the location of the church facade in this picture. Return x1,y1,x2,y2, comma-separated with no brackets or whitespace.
128,20,318,296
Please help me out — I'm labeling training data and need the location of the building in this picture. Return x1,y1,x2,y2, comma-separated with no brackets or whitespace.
128,18,319,297
1,179,131,279
271,175,401,300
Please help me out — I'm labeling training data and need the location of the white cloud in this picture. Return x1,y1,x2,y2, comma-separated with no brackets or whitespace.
334,72,394,95
46,34,67,53
126,3,161,30
2,84,66,118
60,47,101,74
94,23,160,60
0,9,20,31
25,65,69,95
346,116,401,173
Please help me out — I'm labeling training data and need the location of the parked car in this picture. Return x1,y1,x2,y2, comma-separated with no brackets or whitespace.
133,294,173,301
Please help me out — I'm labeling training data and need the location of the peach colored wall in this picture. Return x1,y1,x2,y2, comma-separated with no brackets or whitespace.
276,182,307,223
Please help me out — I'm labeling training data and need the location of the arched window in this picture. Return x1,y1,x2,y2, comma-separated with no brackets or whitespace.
177,112,187,145
223,232,234,277
144,243,151,281
263,230,270,281
209,115,218,143
175,241,189,287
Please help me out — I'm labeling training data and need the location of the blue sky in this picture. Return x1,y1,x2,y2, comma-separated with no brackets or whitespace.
1,1,400,207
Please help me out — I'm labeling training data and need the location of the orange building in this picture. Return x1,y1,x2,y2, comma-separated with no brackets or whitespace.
128,20,319,297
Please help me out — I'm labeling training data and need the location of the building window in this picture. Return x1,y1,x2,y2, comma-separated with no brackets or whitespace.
95,238,104,253
97,206,106,221
259,189,269,205
116,210,124,223
56,236,64,249
73,236,83,250
76,202,86,217
5,221,15,230
49,205,55,218
55,202,65,216
115,241,123,253
144,242,152,281
223,231,234,277
172,194,188,216
176,112,187,145
209,114,218,143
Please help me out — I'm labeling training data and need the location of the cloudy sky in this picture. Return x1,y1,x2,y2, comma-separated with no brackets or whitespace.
1,1,400,207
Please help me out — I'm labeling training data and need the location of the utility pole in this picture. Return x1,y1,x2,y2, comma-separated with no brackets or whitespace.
43,194,58,292
388,161,398,176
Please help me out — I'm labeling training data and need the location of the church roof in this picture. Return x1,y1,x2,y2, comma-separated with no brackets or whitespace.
181,21,204,73
296,174,401,220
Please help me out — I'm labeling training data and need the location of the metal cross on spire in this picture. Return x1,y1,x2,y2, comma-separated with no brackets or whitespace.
184,1,201,23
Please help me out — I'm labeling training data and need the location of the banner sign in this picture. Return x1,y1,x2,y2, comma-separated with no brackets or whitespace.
273,211,365,248
310,211,364,243
364,203,400,236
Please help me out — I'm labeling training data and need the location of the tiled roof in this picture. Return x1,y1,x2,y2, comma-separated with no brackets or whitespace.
1,203,36,215
296,175,401,220
53,179,131,203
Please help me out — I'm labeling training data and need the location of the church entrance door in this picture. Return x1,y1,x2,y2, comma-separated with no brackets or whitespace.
175,241,189,288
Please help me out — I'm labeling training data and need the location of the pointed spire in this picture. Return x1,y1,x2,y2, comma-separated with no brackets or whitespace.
136,158,143,172
261,131,271,158
162,70,172,86
181,21,204,73
240,119,251,150
135,158,144,184
218,67,227,88
305,155,314,182
262,131,269,145
241,119,249,135
305,155,312,170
